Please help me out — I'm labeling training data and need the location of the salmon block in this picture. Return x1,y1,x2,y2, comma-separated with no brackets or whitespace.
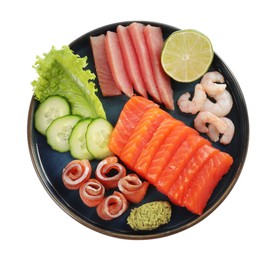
109,96,158,156
109,96,234,216
167,144,218,206
134,117,179,177
116,25,147,98
90,35,121,96
120,107,170,170
144,25,174,110
145,123,198,185
156,135,211,196
183,151,233,215
105,31,133,97
128,22,161,103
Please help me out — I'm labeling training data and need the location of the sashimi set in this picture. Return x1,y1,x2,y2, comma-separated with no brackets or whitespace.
28,21,249,238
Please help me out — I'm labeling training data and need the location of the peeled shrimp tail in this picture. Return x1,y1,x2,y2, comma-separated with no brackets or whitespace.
220,117,235,144
177,84,207,114
200,71,227,97
201,90,233,117
194,111,227,133
207,124,220,142
207,117,235,145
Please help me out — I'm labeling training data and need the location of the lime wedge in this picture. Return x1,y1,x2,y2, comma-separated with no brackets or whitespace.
161,29,214,82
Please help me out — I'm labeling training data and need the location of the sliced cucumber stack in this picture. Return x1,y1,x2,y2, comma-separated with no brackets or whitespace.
46,115,81,152
34,95,113,160
34,95,70,135
69,118,94,160
86,118,113,160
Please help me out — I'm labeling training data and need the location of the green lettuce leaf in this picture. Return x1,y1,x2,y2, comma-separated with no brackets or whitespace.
32,46,106,119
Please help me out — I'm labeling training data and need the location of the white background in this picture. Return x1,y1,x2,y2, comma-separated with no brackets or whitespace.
1,0,270,259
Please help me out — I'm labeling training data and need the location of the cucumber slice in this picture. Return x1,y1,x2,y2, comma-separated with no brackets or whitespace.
86,118,113,160
46,115,81,152
34,95,70,135
69,118,94,160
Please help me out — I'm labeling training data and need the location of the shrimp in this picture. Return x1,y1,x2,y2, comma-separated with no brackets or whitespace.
177,84,207,114
201,89,233,117
207,117,235,145
194,111,227,134
200,71,227,97
220,117,235,144
207,123,220,142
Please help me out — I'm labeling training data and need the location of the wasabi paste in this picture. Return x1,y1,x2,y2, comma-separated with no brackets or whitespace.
127,201,171,231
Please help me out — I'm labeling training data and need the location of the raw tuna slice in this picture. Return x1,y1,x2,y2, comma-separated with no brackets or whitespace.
105,31,133,97
144,25,174,110
128,22,161,103
116,25,147,98
182,151,233,215
167,144,218,206
90,35,121,96
120,107,170,170
108,96,158,156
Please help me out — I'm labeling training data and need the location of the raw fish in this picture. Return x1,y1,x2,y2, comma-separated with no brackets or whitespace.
128,22,161,102
90,35,121,96
117,25,147,98
105,31,133,97
144,25,174,110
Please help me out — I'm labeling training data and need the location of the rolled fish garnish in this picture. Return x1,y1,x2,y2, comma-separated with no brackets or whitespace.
62,159,92,190
118,174,149,203
95,156,126,189
79,179,105,207
96,191,129,220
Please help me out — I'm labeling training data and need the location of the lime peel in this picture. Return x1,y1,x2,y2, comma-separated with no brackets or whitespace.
161,29,214,83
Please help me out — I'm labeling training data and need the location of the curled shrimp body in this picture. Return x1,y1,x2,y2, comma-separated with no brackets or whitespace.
220,117,235,144
201,89,233,117
207,117,235,145
177,84,207,114
194,111,227,134
207,123,220,142
200,71,227,97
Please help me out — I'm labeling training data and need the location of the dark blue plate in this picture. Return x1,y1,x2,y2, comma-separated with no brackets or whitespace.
28,21,249,239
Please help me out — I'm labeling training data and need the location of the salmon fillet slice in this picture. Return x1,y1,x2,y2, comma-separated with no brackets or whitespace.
167,144,218,206
134,117,179,178
120,107,170,170
182,151,233,215
108,96,158,156
145,123,198,185
156,135,211,196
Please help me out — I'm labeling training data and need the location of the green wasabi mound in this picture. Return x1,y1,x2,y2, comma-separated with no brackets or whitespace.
127,201,172,231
